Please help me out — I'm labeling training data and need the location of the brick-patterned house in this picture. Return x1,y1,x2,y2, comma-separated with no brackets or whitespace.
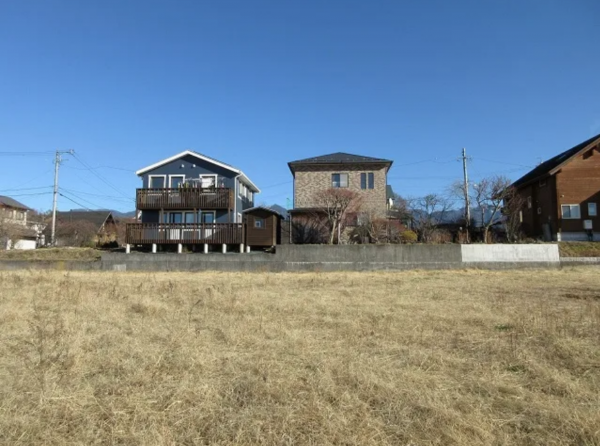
510,132,600,241
287,152,393,242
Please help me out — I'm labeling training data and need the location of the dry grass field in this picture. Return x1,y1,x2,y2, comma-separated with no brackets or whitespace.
0,268,599,445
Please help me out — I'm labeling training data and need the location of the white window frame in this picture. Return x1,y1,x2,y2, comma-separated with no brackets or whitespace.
561,204,581,220
239,182,247,198
168,174,186,188
199,174,218,188
588,203,597,217
254,218,264,229
200,211,216,224
248,190,253,202
332,173,349,188
148,174,167,189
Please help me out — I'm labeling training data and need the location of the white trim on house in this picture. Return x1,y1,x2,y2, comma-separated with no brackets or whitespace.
561,204,581,219
199,174,218,188
148,174,167,188
135,150,261,192
168,174,186,188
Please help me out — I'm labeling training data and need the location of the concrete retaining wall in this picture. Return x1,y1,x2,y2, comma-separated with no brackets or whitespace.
0,260,101,271
461,244,560,263
0,244,568,272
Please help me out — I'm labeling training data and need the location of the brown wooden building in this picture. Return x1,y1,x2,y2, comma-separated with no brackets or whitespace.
243,206,285,249
510,133,600,241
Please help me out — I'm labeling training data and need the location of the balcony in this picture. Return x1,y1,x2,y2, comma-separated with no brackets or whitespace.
126,223,244,245
136,188,233,210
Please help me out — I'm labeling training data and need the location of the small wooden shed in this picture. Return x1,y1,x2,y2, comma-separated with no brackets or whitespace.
243,207,285,249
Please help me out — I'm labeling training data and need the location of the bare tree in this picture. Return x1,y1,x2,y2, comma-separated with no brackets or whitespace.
0,216,25,250
471,175,512,243
314,188,362,244
502,187,525,243
408,194,452,243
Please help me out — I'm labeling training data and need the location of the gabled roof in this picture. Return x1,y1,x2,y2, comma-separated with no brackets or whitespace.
0,195,31,210
56,211,114,231
511,133,600,188
242,206,285,218
289,152,393,167
135,150,260,192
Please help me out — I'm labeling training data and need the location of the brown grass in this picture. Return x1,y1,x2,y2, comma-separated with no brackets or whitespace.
559,242,600,258
0,268,599,445
0,247,101,261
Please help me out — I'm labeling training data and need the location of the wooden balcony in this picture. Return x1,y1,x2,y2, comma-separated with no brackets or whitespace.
136,188,233,210
126,223,244,245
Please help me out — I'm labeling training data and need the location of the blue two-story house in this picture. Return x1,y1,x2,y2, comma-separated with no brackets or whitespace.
126,150,260,251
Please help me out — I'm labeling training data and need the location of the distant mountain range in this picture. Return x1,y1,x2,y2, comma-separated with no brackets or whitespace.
67,208,137,218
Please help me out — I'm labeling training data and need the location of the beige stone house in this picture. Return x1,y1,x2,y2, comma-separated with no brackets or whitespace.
287,152,393,242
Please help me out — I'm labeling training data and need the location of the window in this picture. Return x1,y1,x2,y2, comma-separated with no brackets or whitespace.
589,203,597,217
200,211,215,224
360,173,374,190
169,175,185,188
200,175,217,188
237,212,242,223
527,196,532,209
149,175,166,188
254,218,265,228
184,212,195,223
332,173,349,188
239,183,246,198
561,204,581,219
248,191,253,202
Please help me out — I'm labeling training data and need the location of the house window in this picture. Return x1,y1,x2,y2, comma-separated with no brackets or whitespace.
360,173,374,190
149,175,166,188
527,196,532,209
561,204,581,219
200,175,217,188
169,175,185,188
184,212,195,224
200,211,215,224
332,173,349,188
239,183,246,198
238,212,242,223
248,191,253,202
254,218,265,228
589,203,597,217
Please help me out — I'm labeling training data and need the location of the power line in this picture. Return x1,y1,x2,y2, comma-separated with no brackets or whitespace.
3,192,53,198
70,153,131,199
59,189,104,209
64,165,136,172
0,151,55,156
58,192,94,211
471,157,534,169
0,186,53,193
60,187,134,203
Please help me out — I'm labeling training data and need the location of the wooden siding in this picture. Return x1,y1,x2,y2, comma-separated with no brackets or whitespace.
245,210,278,247
126,223,244,245
136,188,233,210
556,145,600,233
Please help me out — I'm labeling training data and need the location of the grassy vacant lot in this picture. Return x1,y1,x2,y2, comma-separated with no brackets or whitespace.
0,247,101,261
0,269,599,445
559,241,600,257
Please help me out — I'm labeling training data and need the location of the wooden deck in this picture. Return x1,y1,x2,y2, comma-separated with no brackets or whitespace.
126,223,245,245
136,188,233,210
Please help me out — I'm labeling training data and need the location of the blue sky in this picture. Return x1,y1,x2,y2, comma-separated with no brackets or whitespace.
1,0,599,212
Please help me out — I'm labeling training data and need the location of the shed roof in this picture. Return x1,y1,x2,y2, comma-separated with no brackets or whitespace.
242,206,285,218
0,195,31,210
511,133,600,188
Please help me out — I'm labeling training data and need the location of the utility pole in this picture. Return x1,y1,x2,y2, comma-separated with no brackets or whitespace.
461,148,471,243
50,149,74,246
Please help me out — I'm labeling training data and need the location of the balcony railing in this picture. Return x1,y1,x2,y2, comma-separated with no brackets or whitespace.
136,188,233,210
126,223,244,245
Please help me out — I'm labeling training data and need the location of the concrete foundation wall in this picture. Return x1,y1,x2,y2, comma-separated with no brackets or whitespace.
461,244,560,263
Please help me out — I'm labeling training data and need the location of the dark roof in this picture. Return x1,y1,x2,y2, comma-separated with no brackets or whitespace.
268,204,289,219
55,211,113,229
288,152,393,172
0,195,31,210
511,133,600,188
242,206,285,218
386,185,395,200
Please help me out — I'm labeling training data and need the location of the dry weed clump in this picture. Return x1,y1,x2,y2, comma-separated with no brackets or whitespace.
0,268,599,445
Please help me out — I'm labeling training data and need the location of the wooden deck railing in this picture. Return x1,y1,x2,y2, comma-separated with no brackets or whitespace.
136,188,233,210
126,223,244,245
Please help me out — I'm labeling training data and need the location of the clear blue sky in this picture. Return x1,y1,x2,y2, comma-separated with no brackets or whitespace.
1,0,599,212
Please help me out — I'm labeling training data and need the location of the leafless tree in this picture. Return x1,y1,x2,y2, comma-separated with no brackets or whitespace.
0,215,25,250
314,188,362,244
408,194,452,243
471,175,513,243
502,187,525,243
